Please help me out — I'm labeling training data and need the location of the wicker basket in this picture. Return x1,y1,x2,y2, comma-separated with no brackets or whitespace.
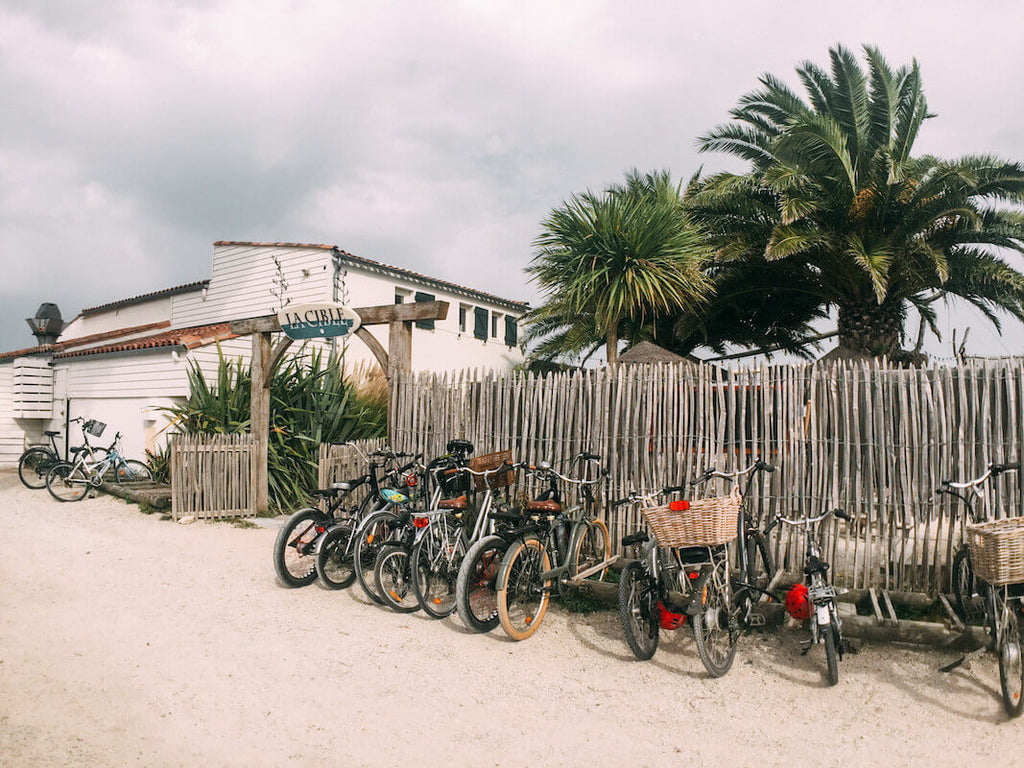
967,517,1024,586
641,488,741,548
468,450,515,491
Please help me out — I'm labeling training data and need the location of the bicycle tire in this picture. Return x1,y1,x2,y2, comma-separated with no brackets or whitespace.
114,459,152,482
691,558,737,677
618,561,659,660
744,529,774,596
411,530,464,619
315,525,356,590
572,519,610,582
18,447,57,489
999,605,1024,717
374,544,420,613
455,534,508,633
496,538,551,641
273,508,328,587
46,463,90,502
953,545,984,624
353,511,400,605
824,613,840,686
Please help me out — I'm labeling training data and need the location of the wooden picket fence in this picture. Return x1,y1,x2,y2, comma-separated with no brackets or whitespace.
390,359,1024,595
317,439,389,507
170,434,256,519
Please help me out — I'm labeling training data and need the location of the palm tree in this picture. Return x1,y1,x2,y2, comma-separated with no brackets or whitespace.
527,170,713,365
689,44,1024,358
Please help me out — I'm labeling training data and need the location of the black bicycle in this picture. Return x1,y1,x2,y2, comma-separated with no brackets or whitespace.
272,446,417,588
18,417,106,489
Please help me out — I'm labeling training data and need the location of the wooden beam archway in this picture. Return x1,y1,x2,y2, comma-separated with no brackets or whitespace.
229,300,448,512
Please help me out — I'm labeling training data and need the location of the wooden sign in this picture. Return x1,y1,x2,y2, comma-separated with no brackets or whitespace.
277,304,362,340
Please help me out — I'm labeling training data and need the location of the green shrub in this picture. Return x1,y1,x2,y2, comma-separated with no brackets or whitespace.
163,345,386,511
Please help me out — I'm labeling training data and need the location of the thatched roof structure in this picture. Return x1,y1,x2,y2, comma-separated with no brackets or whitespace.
618,341,690,365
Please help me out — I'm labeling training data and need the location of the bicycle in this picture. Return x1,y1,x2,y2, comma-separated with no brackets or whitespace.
273,446,416,587
494,453,610,641
46,430,152,502
935,462,1020,624
18,417,106,489
614,485,703,662
766,507,852,686
409,455,515,619
937,465,1024,718
354,440,474,606
454,503,528,633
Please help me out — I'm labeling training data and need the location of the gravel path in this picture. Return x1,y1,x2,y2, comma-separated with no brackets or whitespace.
1,469,1021,767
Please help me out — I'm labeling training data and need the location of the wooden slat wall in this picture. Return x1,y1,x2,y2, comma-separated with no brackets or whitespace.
170,434,256,519
388,359,1024,594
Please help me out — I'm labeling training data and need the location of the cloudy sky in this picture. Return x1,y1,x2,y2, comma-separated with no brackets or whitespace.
2,0,1023,359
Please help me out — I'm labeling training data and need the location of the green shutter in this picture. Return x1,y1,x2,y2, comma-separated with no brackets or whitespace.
414,292,435,330
474,307,488,340
504,316,518,346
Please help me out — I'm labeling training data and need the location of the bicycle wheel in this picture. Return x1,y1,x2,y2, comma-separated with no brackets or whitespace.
744,529,774,596
412,532,464,619
953,545,984,624
691,558,737,677
273,508,328,587
18,448,56,489
999,603,1024,717
374,544,420,613
496,538,551,641
618,561,659,660
456,534,508,633
46,463,90,502
353,511,400,605
823,612,840,687
114,459,152,482
315,525,356,589
572,519,610,582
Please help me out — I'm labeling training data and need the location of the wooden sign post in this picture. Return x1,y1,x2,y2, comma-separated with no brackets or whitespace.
230,300,448,513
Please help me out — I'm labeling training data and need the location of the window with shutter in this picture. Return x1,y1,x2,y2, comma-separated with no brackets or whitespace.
474,307,488,340
414,291,435,330
505,316,518,346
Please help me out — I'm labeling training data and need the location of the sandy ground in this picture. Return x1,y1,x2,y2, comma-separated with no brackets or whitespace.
1,469,1023,768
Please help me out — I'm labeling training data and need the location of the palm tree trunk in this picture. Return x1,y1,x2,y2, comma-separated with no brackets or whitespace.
606,323,618,366
836,298,905,357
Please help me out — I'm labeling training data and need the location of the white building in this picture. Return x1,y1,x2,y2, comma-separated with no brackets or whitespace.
0,241,528,466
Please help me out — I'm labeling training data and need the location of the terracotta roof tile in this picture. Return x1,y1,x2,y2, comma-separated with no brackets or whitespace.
52,323,236,359
0,321,171,362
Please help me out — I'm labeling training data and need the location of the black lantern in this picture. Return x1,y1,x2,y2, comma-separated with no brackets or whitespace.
25,303,65,345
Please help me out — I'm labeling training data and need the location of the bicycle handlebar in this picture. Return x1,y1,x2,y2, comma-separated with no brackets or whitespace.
768,507,850,530
693,459,775,486
938,461,1019,492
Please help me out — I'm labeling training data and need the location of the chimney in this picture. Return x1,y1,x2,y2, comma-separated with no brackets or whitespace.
26,303,65,346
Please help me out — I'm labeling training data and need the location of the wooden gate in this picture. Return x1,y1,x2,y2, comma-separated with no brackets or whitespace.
170,434,256,519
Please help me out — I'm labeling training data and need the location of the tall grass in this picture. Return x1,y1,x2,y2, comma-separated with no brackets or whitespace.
161,346,386,511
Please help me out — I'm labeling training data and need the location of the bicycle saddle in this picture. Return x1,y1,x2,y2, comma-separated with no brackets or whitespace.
446,439,474,457
438,495,469,510
804,555,830,576
525,499,561,513
44,430,60,437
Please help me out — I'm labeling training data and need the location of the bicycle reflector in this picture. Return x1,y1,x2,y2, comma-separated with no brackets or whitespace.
785,583,811,621
669,500,690,512
405,473,418,487
413,517,429,528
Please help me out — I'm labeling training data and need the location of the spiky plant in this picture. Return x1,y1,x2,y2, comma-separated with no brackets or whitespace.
689,44,1024,358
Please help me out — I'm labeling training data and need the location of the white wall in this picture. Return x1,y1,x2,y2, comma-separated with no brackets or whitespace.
173,244,333,328
60,297,173,341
